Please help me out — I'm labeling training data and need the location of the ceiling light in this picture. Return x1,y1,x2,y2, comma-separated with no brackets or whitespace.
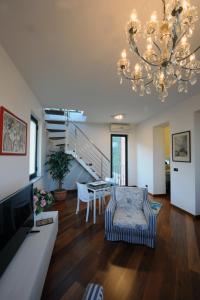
117,0,200,102
113,114,125,120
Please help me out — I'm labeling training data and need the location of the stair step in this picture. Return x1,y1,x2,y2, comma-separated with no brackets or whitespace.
86,163,93,166
49,137,65,140
45,109,65,116
47,129,66,132
46,123,66,130
46,120,65,125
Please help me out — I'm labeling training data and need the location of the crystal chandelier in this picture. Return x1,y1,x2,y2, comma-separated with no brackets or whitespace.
117,0,200,102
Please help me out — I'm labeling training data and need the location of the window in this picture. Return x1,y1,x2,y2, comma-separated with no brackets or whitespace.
29,115,38,180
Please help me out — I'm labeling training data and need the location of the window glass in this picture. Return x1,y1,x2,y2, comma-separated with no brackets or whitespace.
29,116,38,179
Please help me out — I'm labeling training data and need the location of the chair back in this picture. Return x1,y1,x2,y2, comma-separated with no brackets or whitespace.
114,186,147,211
77,182,91,202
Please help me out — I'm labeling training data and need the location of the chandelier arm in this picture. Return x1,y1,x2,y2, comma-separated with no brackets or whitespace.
174,31,187,50
121,71,147,81
174,72,191,82
162,0,166,21
129,40,160,67
122,68,157,84
180,78,190,82
170,19,185,60
177,45,200,62
169,31,186,63
137,52,160,67
153,41,161,54
181,66,200,71
144,80,153,87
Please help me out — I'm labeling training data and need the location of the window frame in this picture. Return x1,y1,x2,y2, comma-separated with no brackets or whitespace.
110,134,128,186
29,115,38,181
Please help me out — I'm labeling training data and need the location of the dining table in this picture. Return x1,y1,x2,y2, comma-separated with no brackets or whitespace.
87,181,113,224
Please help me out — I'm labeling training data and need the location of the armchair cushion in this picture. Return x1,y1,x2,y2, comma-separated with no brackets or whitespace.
115,187,144,211
113,207,148,230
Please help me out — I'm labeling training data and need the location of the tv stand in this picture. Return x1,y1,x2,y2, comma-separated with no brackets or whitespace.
0,211,58,300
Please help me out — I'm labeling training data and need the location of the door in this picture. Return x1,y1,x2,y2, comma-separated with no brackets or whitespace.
111,134,128,186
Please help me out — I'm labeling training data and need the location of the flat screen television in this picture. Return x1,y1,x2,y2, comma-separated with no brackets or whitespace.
0,184,34,277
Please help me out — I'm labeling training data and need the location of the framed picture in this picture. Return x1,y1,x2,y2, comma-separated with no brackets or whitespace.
0,106,27,155
172,131,191,162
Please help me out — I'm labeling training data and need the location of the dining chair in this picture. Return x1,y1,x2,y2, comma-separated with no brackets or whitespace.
102,177,116,202
76,182,94,222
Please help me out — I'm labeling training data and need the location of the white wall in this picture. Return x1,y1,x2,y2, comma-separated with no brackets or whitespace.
0,45,45,200
77,123,137,186
136,124,154,192
136,92,200,215
194,111,200,215
153,126,166,194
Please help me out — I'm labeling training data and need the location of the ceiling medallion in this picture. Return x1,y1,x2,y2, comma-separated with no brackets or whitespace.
117,0,200,102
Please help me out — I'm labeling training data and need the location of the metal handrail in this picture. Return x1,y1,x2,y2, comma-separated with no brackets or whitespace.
68,138,110,172
67,134,108,166
65,119,110,179
68,133,103,161
67,121,110,163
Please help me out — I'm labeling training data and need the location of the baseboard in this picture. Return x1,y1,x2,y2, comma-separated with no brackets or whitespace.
51,189,77,193
148,193,167,197
171,203,200,218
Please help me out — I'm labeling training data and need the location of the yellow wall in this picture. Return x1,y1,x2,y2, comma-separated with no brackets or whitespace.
164,126,170,159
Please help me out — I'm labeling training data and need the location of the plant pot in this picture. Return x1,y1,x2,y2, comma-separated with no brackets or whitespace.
54,189,67,201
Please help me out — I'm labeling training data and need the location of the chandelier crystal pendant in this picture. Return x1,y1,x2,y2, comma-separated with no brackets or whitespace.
117,0,200,102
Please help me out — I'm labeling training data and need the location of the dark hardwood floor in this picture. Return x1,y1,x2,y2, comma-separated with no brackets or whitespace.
42,192,200,300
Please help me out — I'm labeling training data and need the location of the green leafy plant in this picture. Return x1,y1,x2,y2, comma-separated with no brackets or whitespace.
45,150,74,190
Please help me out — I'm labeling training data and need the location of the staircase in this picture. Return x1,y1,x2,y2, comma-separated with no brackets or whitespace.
44,109,110,180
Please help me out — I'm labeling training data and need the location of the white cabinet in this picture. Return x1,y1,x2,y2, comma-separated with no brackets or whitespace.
0,211,58,300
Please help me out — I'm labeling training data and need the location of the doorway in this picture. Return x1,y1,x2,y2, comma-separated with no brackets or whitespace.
153,123,170,197
111,134,128,186
164,126,171,196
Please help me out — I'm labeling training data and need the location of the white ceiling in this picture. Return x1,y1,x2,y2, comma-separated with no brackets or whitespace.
0,0,199,123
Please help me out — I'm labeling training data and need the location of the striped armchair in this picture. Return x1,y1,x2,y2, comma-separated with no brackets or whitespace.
82,283,104,300
105,186,156,248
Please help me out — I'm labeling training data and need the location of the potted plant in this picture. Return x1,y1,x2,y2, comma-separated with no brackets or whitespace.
45,150,74,201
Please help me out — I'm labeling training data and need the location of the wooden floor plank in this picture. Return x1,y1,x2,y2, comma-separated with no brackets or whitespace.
42,192,200,300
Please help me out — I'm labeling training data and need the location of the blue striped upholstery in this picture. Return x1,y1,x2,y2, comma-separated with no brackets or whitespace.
82,283,104,300
105,187,156,248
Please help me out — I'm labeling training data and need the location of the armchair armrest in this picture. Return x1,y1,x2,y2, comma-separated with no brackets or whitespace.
143,200,156,235
105,197,116,231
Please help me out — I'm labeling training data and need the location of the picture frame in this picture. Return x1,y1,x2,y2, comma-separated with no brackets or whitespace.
0,106,27,155
172,131,191,163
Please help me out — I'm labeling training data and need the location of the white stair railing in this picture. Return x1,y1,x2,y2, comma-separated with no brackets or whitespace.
65,122,110,180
